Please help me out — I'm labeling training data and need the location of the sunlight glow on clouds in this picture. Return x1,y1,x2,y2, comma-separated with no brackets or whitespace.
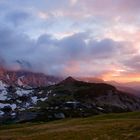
0,0,140,82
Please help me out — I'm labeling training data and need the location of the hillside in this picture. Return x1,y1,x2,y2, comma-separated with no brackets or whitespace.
0,77,140,123
0,112,140,140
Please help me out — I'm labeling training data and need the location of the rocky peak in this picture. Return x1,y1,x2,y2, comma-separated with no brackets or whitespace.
60,76,77,84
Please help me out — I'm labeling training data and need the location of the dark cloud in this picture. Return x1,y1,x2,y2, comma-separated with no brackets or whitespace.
57,33,87,59
5,11,30,26
88,39,119,58
0,26,135,76
0,26,34,69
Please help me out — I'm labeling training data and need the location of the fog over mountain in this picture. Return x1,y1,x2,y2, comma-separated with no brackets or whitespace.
0,28,134,78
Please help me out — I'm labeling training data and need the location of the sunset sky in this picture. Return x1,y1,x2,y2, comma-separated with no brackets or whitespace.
0,0,140,82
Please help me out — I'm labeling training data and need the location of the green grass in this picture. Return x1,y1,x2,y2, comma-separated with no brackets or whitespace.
0,112,140,140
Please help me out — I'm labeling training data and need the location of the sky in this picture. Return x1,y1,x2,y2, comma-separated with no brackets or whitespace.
0,0,140,82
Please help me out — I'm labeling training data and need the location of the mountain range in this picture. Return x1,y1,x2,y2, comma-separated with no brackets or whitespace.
0,72,140,123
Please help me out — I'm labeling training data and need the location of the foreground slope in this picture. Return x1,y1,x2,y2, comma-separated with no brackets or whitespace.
0,112,140,140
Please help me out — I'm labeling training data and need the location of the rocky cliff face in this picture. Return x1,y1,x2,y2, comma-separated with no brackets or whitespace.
0,67,62,87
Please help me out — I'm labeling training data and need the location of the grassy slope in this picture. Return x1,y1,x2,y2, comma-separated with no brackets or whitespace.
0,112,140,140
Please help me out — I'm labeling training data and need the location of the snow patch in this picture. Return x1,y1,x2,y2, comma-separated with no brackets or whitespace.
31,96,38,104
0,103,17,110
0,81,8,101
0,111,4,116
16,88,33,96
0,90,8,101
40,97,48,102
97,107,104,111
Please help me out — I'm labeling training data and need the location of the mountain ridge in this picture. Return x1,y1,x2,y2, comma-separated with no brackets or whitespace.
0,76,140,123
0,66,62,87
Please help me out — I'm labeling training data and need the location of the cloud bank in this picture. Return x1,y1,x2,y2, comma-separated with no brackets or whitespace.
0,0,140,82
